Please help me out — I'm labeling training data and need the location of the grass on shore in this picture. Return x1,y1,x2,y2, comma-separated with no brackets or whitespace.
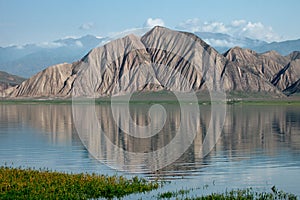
1,90,300,105
1,97,300,105
0,166,298,199
0,166,160,199
157,186,298,200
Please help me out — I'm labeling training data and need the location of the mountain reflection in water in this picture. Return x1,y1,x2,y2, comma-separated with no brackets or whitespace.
1,104,300,172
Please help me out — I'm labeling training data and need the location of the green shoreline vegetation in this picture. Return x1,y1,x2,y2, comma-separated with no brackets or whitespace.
1,98,300,106
0,166,298,199
0,166,160,199
157,187,298,200
1,90,300,105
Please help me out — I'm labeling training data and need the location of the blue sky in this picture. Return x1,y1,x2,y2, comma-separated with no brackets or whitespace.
0,0,299,46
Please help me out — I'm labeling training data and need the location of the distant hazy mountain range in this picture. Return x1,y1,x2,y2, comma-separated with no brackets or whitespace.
0,35,108,77
0,31,299,78
194,32,267,53
2,26,299,99
195,32,300,56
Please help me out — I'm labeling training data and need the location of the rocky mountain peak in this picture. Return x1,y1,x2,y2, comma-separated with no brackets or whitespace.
224,46,257,63
261,50,281,57
2,27,300,99
142,26,170,36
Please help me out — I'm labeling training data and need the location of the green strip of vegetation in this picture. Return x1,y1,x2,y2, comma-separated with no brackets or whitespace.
0,99,73,105
0,166,298,199
157,186,298,200
0,166,160,199
227,99,300,105
1,99,300,106
1,91,300,105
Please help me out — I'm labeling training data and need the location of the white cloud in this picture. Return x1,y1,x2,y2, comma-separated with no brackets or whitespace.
143,18,165,28
176,18,281,42
79,22,94,30
231,20,246,27
177,18,201,32
177,19,229,33
36,42,65,48
202,22,229,33
15,45,25,49
238,22,280,42
61,35,79,39
204,39,242,47
75,41,83,47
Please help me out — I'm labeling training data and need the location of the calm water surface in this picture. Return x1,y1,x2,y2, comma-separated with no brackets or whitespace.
0,104,300,198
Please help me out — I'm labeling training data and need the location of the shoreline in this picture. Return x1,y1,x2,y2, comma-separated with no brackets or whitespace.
0,166,297,199
1,90,300,105
1,98,300,105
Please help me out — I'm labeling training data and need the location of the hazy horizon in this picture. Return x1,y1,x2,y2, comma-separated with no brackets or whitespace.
1,0,300,47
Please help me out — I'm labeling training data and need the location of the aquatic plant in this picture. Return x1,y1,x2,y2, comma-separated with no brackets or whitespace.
157,186,298,200
0,166,160,199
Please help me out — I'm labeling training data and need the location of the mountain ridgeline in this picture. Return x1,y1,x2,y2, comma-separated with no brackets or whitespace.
2,26,300,99
0,71,25,92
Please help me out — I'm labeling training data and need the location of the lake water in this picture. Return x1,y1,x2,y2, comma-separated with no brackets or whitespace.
1,103,300,198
